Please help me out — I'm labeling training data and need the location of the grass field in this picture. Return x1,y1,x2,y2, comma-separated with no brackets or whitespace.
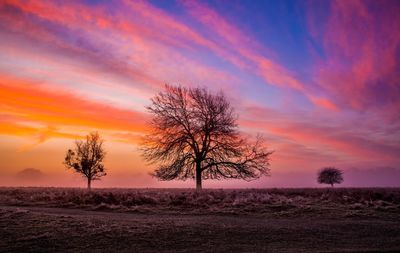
1,188,400,252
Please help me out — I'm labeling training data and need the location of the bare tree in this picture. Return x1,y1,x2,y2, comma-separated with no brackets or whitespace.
142,85,273,190
317,167,343,187
64,132,106,190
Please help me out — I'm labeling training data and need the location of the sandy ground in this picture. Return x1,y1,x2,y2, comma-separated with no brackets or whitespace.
1,205,400,253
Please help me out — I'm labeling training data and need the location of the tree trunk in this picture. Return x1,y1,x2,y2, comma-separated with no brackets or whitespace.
196,162,202,191
87,177,92,190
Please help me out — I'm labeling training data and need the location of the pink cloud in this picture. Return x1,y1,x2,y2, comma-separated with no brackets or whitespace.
240,104,400,169
310,0,400,115
1,0,238,93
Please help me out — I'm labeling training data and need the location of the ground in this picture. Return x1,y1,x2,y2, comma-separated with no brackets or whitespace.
1,188,399,252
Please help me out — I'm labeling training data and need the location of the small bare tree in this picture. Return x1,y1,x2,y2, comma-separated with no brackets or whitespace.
142,85,273,190
64,132,106,190
317,167,343,187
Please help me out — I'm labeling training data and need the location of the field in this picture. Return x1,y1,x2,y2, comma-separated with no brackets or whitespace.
1,188,400,252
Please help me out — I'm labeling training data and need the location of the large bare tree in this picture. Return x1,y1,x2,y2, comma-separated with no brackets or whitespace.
64,132,106,190
142,85,273,190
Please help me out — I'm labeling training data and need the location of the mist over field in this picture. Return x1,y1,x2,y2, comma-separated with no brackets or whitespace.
1,167,400,188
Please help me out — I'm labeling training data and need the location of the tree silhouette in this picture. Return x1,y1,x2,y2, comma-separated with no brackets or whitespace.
317,167,343,187
64,132,106,190
142,85,273,190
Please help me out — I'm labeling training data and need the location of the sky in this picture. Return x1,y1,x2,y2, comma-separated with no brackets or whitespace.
0,0,399,188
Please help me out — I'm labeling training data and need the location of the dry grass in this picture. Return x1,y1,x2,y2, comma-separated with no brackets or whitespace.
1,187,399,215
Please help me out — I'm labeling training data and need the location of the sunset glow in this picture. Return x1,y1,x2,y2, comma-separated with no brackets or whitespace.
0,0,399,188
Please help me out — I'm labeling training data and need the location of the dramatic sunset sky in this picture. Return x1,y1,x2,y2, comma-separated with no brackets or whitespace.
0,0,399,188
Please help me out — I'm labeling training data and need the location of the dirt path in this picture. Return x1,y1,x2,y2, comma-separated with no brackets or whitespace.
1,205,400,252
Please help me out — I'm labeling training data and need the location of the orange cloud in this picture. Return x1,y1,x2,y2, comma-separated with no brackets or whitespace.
0,74,149,147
